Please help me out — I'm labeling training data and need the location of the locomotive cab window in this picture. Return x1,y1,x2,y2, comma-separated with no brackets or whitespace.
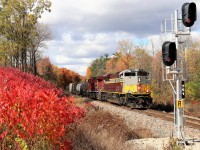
124,72,136,76
137,71,148,76
119,73,123,79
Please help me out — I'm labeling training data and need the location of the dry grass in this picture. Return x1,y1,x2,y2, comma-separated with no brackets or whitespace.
69,103,153,150
184,101,200,117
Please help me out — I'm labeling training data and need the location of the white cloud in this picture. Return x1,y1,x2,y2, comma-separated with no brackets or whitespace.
64,65,89,76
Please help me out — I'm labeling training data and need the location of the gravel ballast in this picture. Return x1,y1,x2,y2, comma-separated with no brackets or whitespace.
91,101,200,140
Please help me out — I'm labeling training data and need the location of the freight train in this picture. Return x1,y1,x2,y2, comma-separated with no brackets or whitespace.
69,69,152,108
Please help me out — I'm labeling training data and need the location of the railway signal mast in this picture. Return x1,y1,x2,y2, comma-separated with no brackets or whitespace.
161,2,197,143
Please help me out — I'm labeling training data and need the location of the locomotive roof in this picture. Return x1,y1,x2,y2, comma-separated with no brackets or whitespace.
88,69,148,81
119,69,147,74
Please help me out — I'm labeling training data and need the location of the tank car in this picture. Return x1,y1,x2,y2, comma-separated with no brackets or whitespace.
75,82,88,96
69,83,77,94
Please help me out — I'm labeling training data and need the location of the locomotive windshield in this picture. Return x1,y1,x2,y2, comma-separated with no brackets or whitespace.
137,71,148,76
124,72,136,76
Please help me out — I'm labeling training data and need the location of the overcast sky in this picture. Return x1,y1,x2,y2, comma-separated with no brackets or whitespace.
40,0,200,75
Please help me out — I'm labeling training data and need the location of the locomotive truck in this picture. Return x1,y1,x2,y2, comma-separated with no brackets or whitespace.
69,69,152,108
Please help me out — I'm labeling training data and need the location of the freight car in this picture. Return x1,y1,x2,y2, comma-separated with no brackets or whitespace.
69,82,88,96
70,69,152,108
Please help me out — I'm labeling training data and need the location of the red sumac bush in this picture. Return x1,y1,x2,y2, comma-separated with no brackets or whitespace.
0,67,84,149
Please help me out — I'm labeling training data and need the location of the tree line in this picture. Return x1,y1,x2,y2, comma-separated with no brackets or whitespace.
86,39,200,102
37,57,82,89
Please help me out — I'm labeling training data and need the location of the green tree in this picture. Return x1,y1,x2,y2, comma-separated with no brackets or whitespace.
90,54,109,77
0,0,51,72
186,58,200,101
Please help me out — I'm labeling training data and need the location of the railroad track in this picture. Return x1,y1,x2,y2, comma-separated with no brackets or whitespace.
133,109,200,130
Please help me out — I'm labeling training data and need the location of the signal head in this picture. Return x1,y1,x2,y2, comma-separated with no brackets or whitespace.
162,41,177,66
182,2,197,27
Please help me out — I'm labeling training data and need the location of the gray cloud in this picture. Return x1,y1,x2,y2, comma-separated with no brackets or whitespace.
43,0,198,38
40,0,200,75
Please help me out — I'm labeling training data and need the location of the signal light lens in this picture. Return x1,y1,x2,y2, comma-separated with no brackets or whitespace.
168,57,171,62
186,18,191,23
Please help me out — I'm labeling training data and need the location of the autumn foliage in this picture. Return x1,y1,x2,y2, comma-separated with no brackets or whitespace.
0,67,84,149
37,57,82,89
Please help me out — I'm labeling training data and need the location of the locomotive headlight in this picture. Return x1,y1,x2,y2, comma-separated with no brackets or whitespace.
145,85,149,93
